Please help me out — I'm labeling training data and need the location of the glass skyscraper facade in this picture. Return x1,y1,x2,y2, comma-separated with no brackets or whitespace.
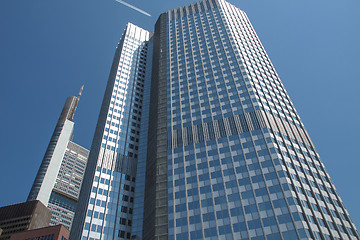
72,0,359,240
71,23,151,240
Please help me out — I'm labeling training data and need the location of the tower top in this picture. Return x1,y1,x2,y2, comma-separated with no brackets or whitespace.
77,85,84,101
70,85,84,121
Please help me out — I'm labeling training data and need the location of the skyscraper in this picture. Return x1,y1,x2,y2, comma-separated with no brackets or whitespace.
28,90,89,230
71,23,152,240
72,0,359,239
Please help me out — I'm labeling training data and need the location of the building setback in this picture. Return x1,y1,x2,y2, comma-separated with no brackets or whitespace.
71,0,360,239
47,141,89,229
28,91,89,230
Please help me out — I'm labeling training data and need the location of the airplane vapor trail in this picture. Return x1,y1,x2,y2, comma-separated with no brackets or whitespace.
115,0,151,17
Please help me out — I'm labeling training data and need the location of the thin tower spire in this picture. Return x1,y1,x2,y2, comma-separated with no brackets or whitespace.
70,85,84,121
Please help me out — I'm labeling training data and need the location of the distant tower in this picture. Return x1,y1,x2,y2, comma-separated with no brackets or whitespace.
27,88,89,230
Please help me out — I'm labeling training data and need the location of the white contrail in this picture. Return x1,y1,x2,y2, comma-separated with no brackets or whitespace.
115,0,151,17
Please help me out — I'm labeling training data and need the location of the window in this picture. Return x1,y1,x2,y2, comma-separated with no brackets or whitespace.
121,206,128,213
120,217,127,225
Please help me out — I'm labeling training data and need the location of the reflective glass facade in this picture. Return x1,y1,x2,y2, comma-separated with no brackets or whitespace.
73,1,359,239
144,0,360,240
71,23,151,240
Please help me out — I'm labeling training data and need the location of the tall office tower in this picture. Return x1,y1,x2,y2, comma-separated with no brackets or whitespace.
71,23,151,240
143,0,359,240
28,91,89,230
72,1,359,240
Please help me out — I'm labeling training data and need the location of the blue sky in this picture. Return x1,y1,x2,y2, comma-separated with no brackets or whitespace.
1,0,359,229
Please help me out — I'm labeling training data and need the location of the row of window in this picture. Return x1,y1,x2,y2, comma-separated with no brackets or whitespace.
170,110,266,148
25,234,55,240
168,0,217,21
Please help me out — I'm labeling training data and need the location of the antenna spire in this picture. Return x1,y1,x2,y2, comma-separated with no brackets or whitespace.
70,85,84,121
78,85,84,100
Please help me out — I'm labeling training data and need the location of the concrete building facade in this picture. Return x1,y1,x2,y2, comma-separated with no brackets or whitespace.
9,224,69,240
0,201,51,240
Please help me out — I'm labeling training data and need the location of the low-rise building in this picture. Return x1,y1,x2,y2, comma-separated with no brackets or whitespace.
9,225,69,240
0,201,51,240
